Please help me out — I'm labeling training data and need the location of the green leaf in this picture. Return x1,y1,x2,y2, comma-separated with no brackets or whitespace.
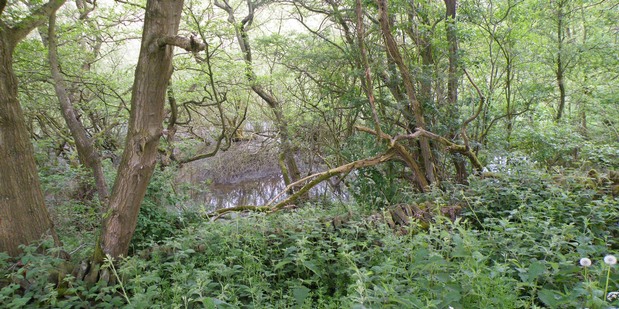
538,289,561,308
527,261,546,282
292,286,311,307
302,260,320,275
274,258,292,271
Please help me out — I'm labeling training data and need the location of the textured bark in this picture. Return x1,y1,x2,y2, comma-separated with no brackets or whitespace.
354,126,429,190
100,0,184,258
46,13,109,205
0,0,66,256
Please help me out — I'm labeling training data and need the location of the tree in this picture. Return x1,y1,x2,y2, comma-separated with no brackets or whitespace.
215,0,303,187
98,0,203,259
45,8,109,205
0,0,66,256
376,0,436,184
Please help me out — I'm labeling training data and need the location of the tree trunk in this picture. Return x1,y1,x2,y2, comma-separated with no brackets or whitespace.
445,0,458,110
376,0,436,185
555,1,567,121
46,13,109,205
444,0,467,183
556,59,566,121
0,0,66,256
99,0,184,259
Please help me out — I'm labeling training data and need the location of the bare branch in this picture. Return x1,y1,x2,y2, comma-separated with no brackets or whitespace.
114,0,145,9
355,0,383,141
355,126,429,190
460,68,486,148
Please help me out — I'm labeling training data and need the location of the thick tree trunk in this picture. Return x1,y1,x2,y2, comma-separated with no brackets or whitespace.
99,0,184,259
0,0,66,256
0,34,57,256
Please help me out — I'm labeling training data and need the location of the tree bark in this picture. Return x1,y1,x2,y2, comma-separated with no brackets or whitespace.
445,0,458,109
99,0,184,259
355,0,383,138
0,0,66,256
443,0,467,183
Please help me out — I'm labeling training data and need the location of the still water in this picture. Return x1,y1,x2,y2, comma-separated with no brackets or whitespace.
176,166,346,212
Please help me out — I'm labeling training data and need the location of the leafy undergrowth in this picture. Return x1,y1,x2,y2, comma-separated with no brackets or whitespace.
2,169,619,308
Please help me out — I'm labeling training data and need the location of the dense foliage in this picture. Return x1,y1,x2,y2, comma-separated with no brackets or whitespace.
2,166,619,308
2,0,619,307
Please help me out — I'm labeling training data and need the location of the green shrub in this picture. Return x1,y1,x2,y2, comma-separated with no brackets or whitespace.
3,165,619,308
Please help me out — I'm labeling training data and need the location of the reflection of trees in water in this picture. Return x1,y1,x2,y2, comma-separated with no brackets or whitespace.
193,176,346,211
205,176,283,209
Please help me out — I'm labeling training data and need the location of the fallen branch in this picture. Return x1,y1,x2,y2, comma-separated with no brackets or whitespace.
208,123,484,217
205,150,399,219
267,150,397,208
206,205,271,220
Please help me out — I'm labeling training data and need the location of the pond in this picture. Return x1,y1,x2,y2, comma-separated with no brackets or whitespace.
173,142,347,212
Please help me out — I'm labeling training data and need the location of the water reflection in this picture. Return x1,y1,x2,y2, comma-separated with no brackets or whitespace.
175,142,347,211
178,170,348,211
199,176,283,209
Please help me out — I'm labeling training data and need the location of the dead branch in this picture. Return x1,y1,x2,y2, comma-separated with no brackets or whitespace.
206,205,271,220
205,150,400,219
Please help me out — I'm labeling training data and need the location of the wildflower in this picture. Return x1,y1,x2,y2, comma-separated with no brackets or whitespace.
580,258,592,267
608,291,619,301
605,255,618,266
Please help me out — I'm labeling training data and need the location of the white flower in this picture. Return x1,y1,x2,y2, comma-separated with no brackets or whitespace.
580,258,592,267
608,291,619,301
605,255,618,266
